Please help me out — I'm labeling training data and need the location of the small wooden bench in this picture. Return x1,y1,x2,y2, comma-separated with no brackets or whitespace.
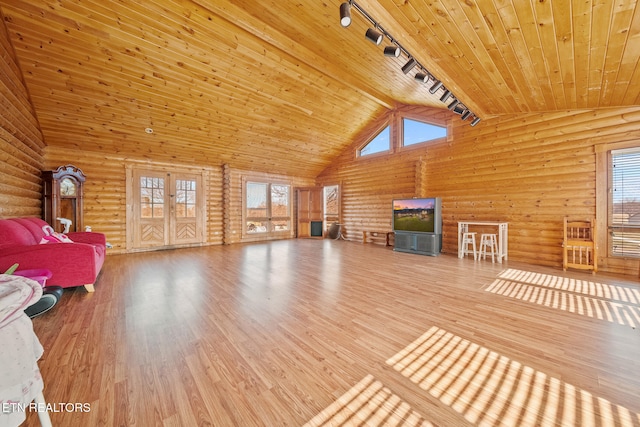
362,231,394,246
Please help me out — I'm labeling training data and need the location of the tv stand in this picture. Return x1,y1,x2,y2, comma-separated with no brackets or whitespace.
393,231,442,256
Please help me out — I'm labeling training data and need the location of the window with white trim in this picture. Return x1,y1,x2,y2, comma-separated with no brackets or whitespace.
245,181,291,234
358,125,390,157
402,118,447,147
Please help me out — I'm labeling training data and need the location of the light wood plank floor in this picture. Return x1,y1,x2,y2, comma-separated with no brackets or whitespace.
22,239,640,426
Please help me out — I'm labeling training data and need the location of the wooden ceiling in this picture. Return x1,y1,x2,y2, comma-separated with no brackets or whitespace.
3,0,640,178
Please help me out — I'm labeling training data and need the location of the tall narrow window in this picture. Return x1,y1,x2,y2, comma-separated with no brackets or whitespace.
246,182,268,233
402,118,446,147
324,185,339,224
359,125,390,157
610,147,640,257
270,184,290,232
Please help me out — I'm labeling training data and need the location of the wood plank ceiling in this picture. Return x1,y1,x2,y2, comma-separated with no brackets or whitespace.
2,0,640,178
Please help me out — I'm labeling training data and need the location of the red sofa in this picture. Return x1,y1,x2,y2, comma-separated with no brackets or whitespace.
0,217,106,292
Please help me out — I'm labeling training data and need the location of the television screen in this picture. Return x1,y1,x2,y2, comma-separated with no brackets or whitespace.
393,198,441,233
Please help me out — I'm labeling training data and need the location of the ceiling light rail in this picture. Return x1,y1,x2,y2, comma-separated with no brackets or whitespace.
339,0,480,127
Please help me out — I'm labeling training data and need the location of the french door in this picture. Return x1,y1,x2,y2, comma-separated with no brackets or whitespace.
129,168,205,250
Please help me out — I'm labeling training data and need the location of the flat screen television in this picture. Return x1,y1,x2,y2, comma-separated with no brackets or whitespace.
392,197,442,234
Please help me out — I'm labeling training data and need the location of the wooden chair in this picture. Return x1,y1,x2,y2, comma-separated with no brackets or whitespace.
563,217,597,273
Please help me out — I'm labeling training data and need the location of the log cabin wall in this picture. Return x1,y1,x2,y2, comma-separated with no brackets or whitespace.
316,105,450,241
44,147,224,253
44,146,312,252
0,14,45,218
223,167,314,245
317,105,640,276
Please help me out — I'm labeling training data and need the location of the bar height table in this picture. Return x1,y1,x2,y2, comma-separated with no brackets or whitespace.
458,221,509,263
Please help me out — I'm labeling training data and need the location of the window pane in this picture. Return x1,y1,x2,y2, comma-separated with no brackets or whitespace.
324,185,339,216
176,179,197,218
403,118,446,146
141,203,152,218
247,182,268,218
360,126,390,156
611,148,640,257
272,220,290,231
247,220,268,233
271,184,289,217
140,176,164,218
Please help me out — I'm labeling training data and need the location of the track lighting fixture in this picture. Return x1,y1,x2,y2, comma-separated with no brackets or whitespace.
429,81,443,94
440,90,452,103
384,45,400,57
338,0,480,126
414,72,429,83
365,27,383,45
452,104,466,115
340,2,352,27
401,58,417,74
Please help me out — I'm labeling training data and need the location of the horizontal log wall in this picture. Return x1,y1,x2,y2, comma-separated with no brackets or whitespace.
224,168,314,245
44,147,312,252
317,105,640,276
317,105,449,241
44,147,227,253
0,15,45,218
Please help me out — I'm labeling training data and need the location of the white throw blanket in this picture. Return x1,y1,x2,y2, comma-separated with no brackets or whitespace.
0,274,44,427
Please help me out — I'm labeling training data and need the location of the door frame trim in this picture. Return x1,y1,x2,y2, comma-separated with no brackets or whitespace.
125,164,208,252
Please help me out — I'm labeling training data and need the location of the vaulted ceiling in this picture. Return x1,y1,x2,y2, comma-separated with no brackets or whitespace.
3,0,640,178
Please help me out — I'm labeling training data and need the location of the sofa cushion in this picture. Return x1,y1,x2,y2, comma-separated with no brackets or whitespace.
11,218,48,242
0,220,37,250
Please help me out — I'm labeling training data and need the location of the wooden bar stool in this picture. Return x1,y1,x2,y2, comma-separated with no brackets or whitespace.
479,233,498,262
461,232,477,260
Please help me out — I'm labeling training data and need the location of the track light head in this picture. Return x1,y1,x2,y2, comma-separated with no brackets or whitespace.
365,27,383,45
401,58,417,74
461,110,472,120
384,45,400,57
440,90,452,103
447,99,460,110
340,2,352,27
470,116,481,126
414,72,429,83
453,104,466,115
429,81,443,94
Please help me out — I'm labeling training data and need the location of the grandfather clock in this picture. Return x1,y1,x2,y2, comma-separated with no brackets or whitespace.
42,165,86,233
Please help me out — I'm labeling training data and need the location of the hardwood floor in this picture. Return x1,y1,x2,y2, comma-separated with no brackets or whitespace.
22,240,640,426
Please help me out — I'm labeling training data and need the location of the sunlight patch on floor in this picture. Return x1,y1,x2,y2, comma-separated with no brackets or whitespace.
484,269,640,328
303,374,434,427
386,326,640,427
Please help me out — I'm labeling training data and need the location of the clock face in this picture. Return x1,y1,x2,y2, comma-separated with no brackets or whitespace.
60,178,76,196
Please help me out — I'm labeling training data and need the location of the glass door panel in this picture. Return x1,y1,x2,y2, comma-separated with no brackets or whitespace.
171,174,203,245
245,181,291,236
133,171,168,248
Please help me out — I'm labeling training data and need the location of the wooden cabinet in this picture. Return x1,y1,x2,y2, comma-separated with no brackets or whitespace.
42,165,85,233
